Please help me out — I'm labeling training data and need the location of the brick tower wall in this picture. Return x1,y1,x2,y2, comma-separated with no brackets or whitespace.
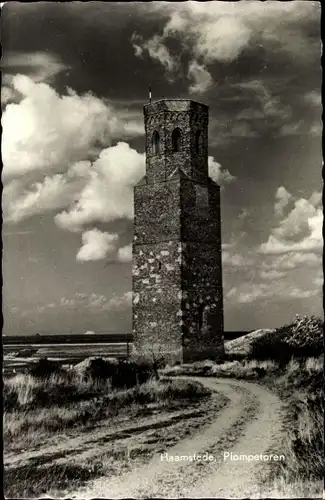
132,177,183,364
180,177,224,362
132,99,224,365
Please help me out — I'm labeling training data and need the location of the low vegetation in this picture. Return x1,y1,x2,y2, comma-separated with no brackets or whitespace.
163,314,324,494
250,314,323,365
4,357,214,497
4,357,210,446
4,315,323,497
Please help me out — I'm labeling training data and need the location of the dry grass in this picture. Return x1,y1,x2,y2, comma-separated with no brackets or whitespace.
209,359,278,378
305,356,323,375
4,374,211,451
272,357,324,484
163,316,324,495
4,371,111,409
4,374,216,498
4,462,107,499
162,358,278,379
251,477,323,498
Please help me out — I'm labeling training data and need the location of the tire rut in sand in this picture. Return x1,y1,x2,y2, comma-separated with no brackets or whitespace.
68,380,255,499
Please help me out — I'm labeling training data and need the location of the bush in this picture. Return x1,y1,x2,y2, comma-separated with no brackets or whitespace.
28,358,64,379
74,357,157,388
284,315,323,351
111,360,156,389
83,358,118,382
251,337,294,366
250,315,324,366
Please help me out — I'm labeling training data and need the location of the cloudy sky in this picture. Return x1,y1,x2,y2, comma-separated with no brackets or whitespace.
2,1,322,335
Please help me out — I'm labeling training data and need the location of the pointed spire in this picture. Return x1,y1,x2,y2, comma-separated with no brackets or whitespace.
149,85,152,103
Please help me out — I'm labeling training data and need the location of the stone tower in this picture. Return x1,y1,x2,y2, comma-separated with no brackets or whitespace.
132,99,224,364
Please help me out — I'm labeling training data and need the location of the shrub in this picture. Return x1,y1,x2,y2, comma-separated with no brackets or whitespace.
254,366,266,378
28,358,64,379
284,315,323,351
111,360,156,389
250,315,323,366
83,357,118,382
251,337,293,366
74,357,157,388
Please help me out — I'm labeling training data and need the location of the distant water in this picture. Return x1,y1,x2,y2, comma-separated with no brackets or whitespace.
3,342,130,376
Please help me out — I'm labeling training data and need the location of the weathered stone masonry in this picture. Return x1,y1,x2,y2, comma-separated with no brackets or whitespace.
132,99,224,364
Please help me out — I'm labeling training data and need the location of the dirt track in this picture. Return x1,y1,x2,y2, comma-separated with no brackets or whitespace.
65,377,287,499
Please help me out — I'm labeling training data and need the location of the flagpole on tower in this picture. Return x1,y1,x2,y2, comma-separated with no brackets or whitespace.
149,85,152,103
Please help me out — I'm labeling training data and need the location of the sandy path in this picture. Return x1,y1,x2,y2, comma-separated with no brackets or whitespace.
4,405,209,469
67,377,286,499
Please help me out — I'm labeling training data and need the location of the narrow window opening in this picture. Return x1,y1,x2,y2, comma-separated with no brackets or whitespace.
158,262,162,271
152,131,160,154
195,130,202,153
172,128,181,152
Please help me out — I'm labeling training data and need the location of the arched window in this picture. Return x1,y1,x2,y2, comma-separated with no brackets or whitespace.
172,128,181,152
195,130,202,153
152,131,160,154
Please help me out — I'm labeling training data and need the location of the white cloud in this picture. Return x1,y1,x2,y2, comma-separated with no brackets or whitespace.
222,251,255,268
133,1,319,93
1,86,16,107
192,13,251,64
260,189,322,255
304,91,322,107
227,281,319,305
261,251,321,271
131,32,177,74
84,291,132,311
188,60,213,95
118,244,132,263
56,291,132,312
287,287,319,299
274,186,293,216
2,77,145,225
208,156,236,185
309,122,322,136
2,51,69,84
3,164,90,223
232,79,292,125
223,188,322,307
226,287,237,299
259,269,287,280
314,275,323,287
228,122,259,138
2,75,144,182
60,297,77,308
279,121,305,137
238,209,249,221
76,229,118,262
55,142,145,232
107,291,133,310
233,283,270,304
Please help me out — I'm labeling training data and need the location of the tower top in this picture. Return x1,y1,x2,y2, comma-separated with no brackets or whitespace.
143,97,209,184
144,98,208,115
